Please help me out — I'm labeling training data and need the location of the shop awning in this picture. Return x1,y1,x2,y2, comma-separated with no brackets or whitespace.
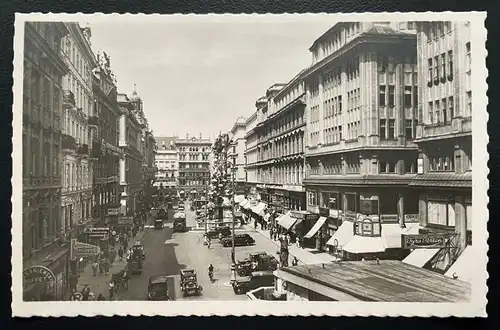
234,195,245,204
239,199,249,207
278,212,297,230
243,202,253,210
251,202,266,216
263,213,271,222
445,246,474,283
304,217,328,239
403,248,440,268
326,221,354,247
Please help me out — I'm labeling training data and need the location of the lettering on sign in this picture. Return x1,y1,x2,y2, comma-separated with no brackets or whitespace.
23,266,56,286
402,234,449,249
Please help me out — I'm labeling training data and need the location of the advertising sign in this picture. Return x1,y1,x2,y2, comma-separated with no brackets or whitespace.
70,239,100,260
117,216,134,226
23,266,56,286
83,227,109,239
107,208,120,216
402,233,450,249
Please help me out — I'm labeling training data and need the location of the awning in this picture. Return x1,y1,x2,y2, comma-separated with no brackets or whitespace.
403,248,440,268
263,213,271,223
243,202,253,210
234,195,245,204
326,221,354,247
239,199,249,207
445,246,474,283
343,236,386,254
278,212,297,230
251,202,266,216
304,217,328,239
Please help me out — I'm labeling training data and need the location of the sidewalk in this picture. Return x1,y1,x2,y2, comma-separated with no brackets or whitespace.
69,229,146,300
244,219,336,266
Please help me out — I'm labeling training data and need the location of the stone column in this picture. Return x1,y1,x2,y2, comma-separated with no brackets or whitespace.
398,193,405,228
119,114,127,143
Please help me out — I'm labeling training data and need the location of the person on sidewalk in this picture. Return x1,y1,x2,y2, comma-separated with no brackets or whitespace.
118,246,124,261
69,273,79,293
292,257,299,266
109,249,116,267
104,258,110,275
92,260,98,276
99,258,104,275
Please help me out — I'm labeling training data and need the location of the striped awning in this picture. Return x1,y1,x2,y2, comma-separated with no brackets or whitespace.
277,212,296,230
251,202,266,216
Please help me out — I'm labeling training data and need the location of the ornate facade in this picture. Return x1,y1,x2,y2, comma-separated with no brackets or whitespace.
22,21,70,301
176,134,211,199
60,23,98,235
228,117,247,193
154,136,178,188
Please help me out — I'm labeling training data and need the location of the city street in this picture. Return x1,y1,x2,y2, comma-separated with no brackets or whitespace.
118,201,280,301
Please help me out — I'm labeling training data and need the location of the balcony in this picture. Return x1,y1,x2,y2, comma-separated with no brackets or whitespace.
61,134,76,151
63,90,75,107
76,143,89,155
87,116,99,127
415,117,472,141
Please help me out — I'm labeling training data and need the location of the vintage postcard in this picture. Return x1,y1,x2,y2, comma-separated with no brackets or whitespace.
11,12,488,317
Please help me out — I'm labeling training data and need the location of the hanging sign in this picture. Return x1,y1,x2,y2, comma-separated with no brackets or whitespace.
402,233,451,249
117,216,134,226
84,227,109,239
70,239,100,260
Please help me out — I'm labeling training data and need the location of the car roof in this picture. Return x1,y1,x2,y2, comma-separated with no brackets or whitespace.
250,270,275,277
181,269,196,274
149,275,169,283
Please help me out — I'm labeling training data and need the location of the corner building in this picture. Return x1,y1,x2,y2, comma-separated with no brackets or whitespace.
228,117,247,194
154,136,179,188
403,21,473,275
176,135,211,199
244,112,259,197
22,22,70,301
254,76,307,213
302,22,421,259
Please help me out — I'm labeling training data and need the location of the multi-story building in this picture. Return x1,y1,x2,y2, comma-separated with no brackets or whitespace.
228,117,247,194
176,134,211,199
117,93,144,216
403,21,473,275
60,23,97,237
22,22,70,301
254,76,307,214
142,130,157,204
91,51,121,226
301,22,421,259
154,136,178,188
244,111,259,197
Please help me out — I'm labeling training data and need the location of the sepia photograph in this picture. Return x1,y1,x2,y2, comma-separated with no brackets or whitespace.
11,12,488,317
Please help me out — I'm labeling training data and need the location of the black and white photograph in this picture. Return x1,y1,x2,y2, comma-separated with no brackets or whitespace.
11,13,488,317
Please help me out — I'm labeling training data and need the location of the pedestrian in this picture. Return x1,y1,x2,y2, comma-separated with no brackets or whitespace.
82,286,91,301
99,258,104,275
109,249,116,266
269,228,273,240
104,258,110,275
92,260,98,276
118,246,124,261
69,273,79,293
296,235,301,248
292,257,299,266
286,233,291,246
109,282,115,300
123,240,128,251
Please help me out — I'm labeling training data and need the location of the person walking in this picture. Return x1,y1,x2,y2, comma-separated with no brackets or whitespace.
92,260,98,276
104,258,110,275
118,246,124,261
99,258,104,275
69,272,79,293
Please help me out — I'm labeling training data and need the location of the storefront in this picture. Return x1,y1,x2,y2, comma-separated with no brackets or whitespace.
23,247,70,301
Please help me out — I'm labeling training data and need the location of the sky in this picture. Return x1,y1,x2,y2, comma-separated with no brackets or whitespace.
88,16,334,139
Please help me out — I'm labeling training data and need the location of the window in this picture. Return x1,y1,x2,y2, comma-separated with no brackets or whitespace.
379,86,386,106
435,100,441,124
448,51,453,80
467,91,472,115
441,53,447,80
434,56,439,83
427,58,433,85
379,161,387,173
379,119,387,140
405,119,413,139
404,86,412,107
466,42,471,72
428,102,434,124
388,119,395,139
388,162,396,173
442,98,448,123
307,191,317,206
388,86,395,107
405,160,414,173
427,200,455,227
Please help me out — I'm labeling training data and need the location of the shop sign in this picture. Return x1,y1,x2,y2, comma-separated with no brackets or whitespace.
401,234,449,249
404,214,419,222
23,266,56,286
70,239,100,260
117,216,134,226
84,227,109,239
107,208,120,216
354,218,381,237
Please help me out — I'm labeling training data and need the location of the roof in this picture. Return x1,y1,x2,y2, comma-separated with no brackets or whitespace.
149,275,169,284
155,136,177,147
409,172,472,188
278,260,470,302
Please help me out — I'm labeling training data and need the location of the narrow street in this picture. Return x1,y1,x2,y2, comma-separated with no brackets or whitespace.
118,201,281,301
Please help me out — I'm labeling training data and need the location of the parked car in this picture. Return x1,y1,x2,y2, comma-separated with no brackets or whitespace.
148,275,170,300
232,270,275,295
154,219,164,229
221,234,255,247
206,226,231,239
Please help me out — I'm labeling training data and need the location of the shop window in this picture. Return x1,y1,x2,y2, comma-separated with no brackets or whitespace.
427,200,455,227
307,191,317,206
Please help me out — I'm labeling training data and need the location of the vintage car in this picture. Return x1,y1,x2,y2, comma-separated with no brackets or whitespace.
178,203,185,211
148,275,170,300
232,270,275,295
173,215,187,232
180,269,203,297
157,208,168,220
221,234,255,247
167,201,173,209
154,218,164,229
205,226,231,240
127,258,143,275
132,243,146,260
235,252,278,277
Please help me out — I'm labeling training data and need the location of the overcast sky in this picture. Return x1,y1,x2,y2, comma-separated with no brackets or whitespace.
89,16,333,139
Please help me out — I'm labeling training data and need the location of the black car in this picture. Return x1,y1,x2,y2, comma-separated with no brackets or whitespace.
221,234,255,247
206,226,231,239
148,275,170,300
157,209,168,220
